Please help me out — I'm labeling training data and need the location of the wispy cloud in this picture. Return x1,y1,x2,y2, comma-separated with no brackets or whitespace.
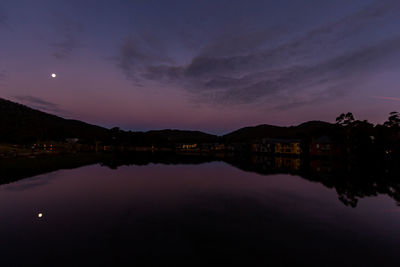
116,0,400,109
0,14,6,26
0,4,9,29
14,95,66,115
50,19,84,60
0,70,6,87
373,96,400,101
116,34,174,83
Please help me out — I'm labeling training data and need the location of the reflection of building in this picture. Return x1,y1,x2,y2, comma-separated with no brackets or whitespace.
249,155,275,171
275,157,301,170
309,159,343,173
310,136,341,157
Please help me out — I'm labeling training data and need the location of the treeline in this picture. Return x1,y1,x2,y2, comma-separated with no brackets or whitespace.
1,97,400,156
331,111,400,157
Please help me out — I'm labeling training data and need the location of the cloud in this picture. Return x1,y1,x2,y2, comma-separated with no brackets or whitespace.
145,36,400,107
0,13,6,26
177,0,400,79
50,20,84,60
373,96,400,101
14,95,66,115
0,5,9,29
116,34,175,82
116,0,400,108
199,26,290,58
0,70,6,87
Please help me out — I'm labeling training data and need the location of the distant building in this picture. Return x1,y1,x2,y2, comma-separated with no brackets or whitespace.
214,144,225,151
226,143,250,152
251,138,274,153
271,139,302,155
66,138,79,144
200,143,216,150
179,144,198,150
251,138,301,155
309,136,341,157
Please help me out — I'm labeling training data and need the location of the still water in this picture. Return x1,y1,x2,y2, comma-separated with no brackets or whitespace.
0,160,399,266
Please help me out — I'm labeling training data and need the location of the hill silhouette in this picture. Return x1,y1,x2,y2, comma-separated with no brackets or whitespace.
223,121,335,143
0,98,108,143
0,97,217,145
0,97,340,145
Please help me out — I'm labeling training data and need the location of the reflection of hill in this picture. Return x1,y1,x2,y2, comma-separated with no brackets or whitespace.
225,154,400,207
302,158,400,207
98,152,220,169
223,154,302,176
0,152,219,185
0,153,106,185
1,152,399,207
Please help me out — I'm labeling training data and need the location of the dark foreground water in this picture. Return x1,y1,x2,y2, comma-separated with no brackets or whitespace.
0,160,399,266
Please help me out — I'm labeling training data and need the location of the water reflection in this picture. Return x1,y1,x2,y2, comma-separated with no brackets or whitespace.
225,155,400,207
0,153,399,266
1,152,399,207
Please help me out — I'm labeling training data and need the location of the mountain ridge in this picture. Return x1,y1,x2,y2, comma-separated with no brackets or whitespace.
0,97,335,144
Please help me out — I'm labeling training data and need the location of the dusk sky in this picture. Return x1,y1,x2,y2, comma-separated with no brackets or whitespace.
1,0,400,134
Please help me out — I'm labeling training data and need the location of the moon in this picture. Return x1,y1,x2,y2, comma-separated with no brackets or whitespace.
51,73,56,78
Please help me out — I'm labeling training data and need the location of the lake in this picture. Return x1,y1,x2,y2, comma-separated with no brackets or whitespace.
0,155,399,266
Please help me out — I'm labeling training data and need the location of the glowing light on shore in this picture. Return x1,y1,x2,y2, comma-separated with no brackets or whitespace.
51,73,56,78
37,213,43,218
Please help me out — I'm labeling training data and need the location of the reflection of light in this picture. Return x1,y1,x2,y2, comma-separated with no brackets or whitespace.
51,73,56,78
37,213,43,218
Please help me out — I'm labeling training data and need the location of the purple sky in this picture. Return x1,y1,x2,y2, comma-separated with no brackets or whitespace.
1,0,400,134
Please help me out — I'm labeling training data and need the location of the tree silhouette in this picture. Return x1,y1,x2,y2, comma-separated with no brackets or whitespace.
336,112,355,127
383,111,400,128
